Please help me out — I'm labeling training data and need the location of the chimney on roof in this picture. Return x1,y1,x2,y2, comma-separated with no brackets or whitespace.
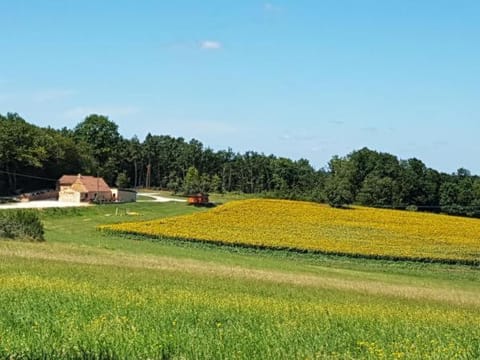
77,173,82,179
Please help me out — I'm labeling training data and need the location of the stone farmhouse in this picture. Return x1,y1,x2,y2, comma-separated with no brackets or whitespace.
58,174,136,203
58,174,112,202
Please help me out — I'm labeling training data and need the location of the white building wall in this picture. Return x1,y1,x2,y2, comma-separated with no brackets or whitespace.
111,189,137,202
59,190,81,203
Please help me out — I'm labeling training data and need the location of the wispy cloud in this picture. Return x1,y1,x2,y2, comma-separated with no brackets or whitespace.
166,120,238,136
329,120,345,125
264,2,282,13
310,146,324,152
200,40,222,50
32,89,74,103
0,89,74,104
0,93,11,102
360,127,379,133
64,105,139,120
280,131,318,142
433,140,449,146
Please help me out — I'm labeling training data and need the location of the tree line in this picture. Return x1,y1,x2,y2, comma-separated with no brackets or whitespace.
1,112,480,217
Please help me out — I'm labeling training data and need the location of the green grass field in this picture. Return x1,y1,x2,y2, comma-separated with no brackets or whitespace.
1,201,479,359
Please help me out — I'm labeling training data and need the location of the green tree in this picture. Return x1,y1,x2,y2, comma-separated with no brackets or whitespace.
210,174,223,193
440,181,459,211
325,156,354,208
74,114,122,184
0,113,49,192
115,172,130,188
200,174,211,193
182,166,201,195
473,179,480,203
357,175,395,206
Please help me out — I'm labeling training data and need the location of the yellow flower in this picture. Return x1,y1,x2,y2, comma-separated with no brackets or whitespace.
100,199,480,264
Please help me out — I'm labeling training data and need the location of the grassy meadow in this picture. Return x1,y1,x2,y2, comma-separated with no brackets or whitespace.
0,200,479,359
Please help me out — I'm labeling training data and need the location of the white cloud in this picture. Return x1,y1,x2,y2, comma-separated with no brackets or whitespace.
200,40,222,50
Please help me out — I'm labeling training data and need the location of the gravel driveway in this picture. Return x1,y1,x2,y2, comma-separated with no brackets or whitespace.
0,200,91,210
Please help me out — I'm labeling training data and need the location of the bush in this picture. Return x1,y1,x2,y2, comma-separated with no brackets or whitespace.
0,210,45,242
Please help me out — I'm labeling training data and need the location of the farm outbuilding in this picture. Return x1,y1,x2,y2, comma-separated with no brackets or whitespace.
187,193,209,206
18,189,59,202
111,188,137,203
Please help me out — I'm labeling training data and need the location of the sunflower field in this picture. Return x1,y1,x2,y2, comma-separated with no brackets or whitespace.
100,199,480,264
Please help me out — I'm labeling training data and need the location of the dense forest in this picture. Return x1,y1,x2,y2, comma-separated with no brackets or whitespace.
1,112,480,217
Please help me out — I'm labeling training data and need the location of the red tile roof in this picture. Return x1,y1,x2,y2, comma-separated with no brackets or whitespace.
58,175,79,185
59,174,111,193
77,176,111,193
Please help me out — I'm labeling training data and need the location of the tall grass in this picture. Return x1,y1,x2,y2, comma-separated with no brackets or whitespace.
0,202,479,359
0,257,479,359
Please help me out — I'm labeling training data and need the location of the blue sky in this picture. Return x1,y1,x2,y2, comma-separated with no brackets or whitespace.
1,1,479,174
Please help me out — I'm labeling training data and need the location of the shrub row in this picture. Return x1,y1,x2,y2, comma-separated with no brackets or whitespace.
0,210,44,242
